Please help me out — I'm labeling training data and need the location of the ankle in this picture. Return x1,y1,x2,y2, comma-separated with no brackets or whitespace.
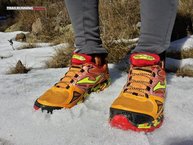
90,53,108,66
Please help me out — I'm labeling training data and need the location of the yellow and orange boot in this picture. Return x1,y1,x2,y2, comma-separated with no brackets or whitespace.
34,53,110,113
110,52,166,132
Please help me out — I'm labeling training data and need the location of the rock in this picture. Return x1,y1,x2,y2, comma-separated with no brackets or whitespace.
7,60,30,74
15,33,26,42
14,60,29,74
32,18,43,35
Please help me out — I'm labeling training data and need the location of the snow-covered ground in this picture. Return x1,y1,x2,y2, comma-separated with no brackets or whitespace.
0,32,193,145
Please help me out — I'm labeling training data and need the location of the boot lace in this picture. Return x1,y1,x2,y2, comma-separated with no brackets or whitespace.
124,66,156,98
55,65,85,89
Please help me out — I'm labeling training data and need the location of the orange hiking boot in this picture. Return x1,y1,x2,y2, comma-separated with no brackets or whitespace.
34,53,110,113
110,52,166,132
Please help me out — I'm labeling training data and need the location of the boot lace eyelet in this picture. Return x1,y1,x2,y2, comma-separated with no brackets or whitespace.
146,86,151,91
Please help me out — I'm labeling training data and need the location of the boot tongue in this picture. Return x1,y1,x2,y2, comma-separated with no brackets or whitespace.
130,52,160,67
71,53,92,65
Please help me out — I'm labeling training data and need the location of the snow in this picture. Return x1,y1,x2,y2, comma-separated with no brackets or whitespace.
113,38,139,44
1,32,193,145
166,57,193,72
168,35,193,52
0,32,68,74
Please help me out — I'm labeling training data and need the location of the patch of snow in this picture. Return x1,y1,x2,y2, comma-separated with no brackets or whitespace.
113,38,139,44
168,35,193,52
166,58,193,72
0,32,68,74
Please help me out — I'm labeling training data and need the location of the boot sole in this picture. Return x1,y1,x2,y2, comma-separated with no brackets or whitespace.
109,108,163,132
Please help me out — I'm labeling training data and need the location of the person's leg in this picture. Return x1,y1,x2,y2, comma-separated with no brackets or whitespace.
133,0,178,54
64,0,107,54
110,0,179,132
34,0,110,112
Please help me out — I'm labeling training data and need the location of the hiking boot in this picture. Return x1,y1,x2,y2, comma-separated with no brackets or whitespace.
34,53,110,113
110,52,166,132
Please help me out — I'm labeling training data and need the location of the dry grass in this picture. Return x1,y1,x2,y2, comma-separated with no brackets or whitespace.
4,0,193,78
51,24,75,46
42,0,140,67
178,0,193,17
99,0,140,62
12,0,71,42
8,0,139,63
166,49,193,77
167,49,193,59
45,47,74,68
8,60,30,74
171,0,193,41
105,42,136,63
176,65,193,77
167,0,193,77
16,43,38,50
